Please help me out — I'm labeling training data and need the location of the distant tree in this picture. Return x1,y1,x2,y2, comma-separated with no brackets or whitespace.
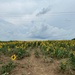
72,38,75,40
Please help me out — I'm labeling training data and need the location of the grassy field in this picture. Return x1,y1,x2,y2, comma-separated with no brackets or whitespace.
0,40,75,75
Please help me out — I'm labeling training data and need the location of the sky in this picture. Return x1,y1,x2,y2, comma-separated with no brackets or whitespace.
0,0,75,41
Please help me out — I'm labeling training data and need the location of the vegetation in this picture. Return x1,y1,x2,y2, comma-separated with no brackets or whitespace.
0,61,16,75
0,40,75,75
72,38,75,40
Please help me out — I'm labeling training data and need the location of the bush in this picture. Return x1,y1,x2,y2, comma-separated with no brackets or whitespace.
72,38,75,40
0,61,15,74
34,50,40,58
60,61,67,73
69,53,75,70
15,49,26,60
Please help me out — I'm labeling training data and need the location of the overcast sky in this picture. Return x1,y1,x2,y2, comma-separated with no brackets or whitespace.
0,0,75,41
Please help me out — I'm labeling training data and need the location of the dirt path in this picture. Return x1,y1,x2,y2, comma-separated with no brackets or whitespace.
24,50,58,75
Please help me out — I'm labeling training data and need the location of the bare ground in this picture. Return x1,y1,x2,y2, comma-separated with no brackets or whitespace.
0,50,75,75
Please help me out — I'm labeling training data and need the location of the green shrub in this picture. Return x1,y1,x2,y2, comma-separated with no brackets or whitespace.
69,53,75,70
34,50,40,58
15,49,26,60
60,61,67,73
0,61,15,74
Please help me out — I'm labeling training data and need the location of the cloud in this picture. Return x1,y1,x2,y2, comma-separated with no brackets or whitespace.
36,6,51,16
26,23,71,40
0,18,71,40
0,0,75,40
0,0,37,17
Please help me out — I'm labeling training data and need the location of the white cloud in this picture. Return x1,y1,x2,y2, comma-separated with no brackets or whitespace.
0,0,75,40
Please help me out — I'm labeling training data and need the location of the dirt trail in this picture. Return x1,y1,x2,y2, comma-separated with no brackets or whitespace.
25,50,58,75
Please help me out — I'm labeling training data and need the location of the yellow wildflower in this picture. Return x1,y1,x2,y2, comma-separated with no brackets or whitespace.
11,54,16,61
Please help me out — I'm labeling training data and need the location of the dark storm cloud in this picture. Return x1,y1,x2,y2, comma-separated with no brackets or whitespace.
36,6,51,16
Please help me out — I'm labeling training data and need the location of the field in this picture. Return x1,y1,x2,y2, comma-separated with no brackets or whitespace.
0,40,75,75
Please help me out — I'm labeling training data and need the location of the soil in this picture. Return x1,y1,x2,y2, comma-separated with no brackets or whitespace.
0,49,75,75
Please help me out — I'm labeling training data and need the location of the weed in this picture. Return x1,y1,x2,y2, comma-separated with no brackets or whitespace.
60,61,67,73
0,61,16,75
34,50,40,58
